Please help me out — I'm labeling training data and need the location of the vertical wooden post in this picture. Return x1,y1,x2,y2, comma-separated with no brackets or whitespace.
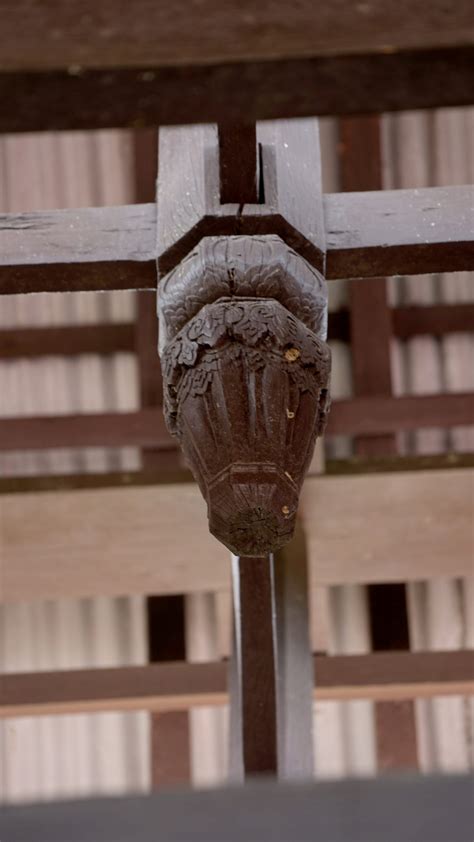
134,129,190,788
339,115,418,771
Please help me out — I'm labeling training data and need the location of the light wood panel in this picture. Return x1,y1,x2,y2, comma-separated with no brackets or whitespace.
1,469,471,602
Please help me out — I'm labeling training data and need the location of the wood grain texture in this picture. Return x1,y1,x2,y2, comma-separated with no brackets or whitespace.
3,650,473,718
324,185,474,279
256,119,326,273
156,124,223,275
2,186,471,294
1,1,473,131
0,204,157,294
2,469,471,602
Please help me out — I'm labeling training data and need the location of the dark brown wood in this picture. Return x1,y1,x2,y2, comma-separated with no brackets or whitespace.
218,124,258,204
340,114,416,771
0,409,174,451
1,392,471,451
0,323,134,358
2,303,472,359
392,304,474,340
2,451,472,495
324,185,474,279
0,204,156,295
2,185,472,295
232,555,278,776
158,237,330,556
3,650,473,717
1,1,473,132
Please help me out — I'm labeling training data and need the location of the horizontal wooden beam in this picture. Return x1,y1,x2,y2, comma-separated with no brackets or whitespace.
0,409,174,451
0,393,471,451
1,186,472,295
0,323,135,358
1,1,473,131
324,186,474,279
2,304,473,359
0,204,156,295
1,452,472,497
2,650,472,718
2,469,471,600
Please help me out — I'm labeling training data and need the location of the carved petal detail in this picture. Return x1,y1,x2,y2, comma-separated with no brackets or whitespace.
158,235,327,353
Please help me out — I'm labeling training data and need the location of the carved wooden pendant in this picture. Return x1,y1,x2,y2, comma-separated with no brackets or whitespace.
158,235,331,556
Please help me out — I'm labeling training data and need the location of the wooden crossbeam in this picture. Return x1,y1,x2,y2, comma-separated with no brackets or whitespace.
0,393,471,451
1,186,472,295
1,0,473,131
2,304,473,359
2,469,471,601
2,651,473,718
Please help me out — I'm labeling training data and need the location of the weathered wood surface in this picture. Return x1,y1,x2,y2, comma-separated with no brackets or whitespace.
158,238,330,555
2,303,473,358
2,650,473,718
0,204,156,294
1,0,473,131
324,185,474,279
255,119,326,273
1,392,471,450
2,185,471,294
3,775,473,842
2,469,471,601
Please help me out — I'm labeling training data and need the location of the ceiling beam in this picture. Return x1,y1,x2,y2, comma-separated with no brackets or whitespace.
1,0,472,131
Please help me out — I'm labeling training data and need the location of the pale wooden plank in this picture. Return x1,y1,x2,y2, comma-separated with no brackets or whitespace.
1,469,471,602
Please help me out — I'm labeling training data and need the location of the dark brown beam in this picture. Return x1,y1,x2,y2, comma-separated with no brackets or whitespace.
2,650,473,718
1,186,472,295
1,393,472,451
0,323,135,358
2,304,473,359
0,1,473,132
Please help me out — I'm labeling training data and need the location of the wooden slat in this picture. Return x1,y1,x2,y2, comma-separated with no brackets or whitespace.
0,324,135,359
2,650,473,718
2,469,471,602
1,392,471,450
2,304,472,359
1,1,473,132
1,186,472,295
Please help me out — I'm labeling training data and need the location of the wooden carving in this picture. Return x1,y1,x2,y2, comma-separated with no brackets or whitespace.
158,235,331,556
